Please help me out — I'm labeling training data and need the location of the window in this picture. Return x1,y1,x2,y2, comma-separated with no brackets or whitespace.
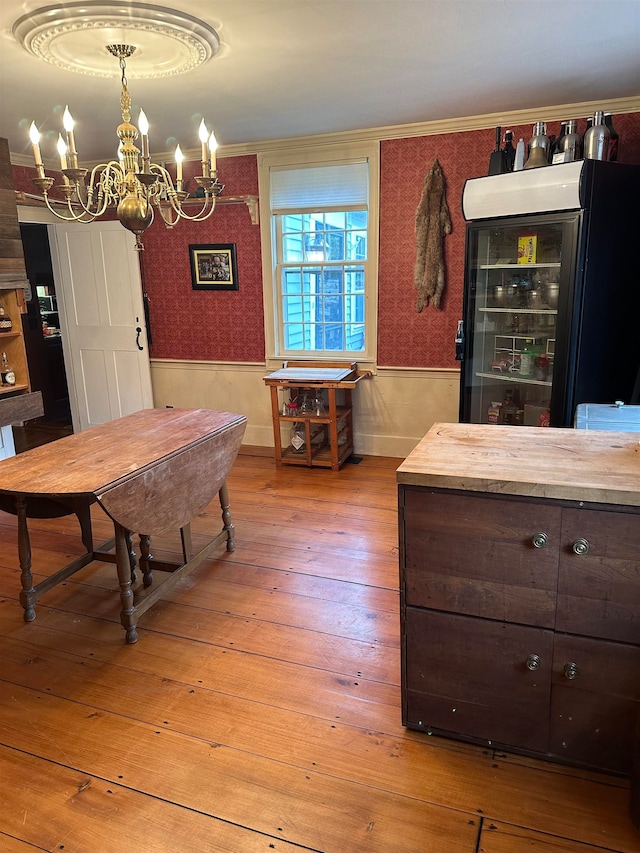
259,143,379,363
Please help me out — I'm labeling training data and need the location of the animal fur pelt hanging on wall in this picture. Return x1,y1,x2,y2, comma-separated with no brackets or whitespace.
414,158,452,311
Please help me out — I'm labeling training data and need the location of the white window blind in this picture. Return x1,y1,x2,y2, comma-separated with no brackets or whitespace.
270,162,369,211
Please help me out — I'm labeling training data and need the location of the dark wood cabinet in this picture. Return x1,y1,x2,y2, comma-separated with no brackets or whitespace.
398,423,640,777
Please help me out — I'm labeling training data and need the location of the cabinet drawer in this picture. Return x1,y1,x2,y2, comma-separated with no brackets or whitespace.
402,489,559,628
557,507,640,643
404,607,553,752
549,633,640,774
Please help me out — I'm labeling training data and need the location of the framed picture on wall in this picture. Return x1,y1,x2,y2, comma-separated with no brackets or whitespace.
189,243,238,291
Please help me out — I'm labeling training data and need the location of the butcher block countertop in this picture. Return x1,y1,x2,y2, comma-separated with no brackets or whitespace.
396,422,640,506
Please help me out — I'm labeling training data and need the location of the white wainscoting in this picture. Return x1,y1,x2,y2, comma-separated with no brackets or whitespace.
150,360,461,459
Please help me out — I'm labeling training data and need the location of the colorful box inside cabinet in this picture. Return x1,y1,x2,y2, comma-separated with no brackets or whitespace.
524,404,551,427
517,235,537,264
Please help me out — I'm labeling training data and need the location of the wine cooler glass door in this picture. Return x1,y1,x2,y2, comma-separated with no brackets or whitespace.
463,219,565,427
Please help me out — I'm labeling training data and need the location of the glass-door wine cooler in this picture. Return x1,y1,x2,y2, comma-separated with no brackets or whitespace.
459,160,640,428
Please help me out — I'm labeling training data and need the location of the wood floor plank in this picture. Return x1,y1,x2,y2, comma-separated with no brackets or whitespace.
0,635,496,803
478,819,628,852
0,746,309,853
0,633,636,851
0,833,41,852
227,484,399,525
3,552,400,610
0,684,479,853
0,599,403,729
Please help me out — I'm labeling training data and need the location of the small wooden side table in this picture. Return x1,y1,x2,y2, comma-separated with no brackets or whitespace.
263,361,369,471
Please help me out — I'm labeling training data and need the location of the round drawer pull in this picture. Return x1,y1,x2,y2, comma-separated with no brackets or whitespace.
572,538,590,556
532,532,548,549
526,654,541,671
564,662,579,680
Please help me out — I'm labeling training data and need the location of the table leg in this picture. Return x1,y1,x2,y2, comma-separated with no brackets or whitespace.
219,481,235,552
125,529,137,584
180,524,193,562
76,503,94,554
114,521,137,644
139,534,154,588
16,497,36,622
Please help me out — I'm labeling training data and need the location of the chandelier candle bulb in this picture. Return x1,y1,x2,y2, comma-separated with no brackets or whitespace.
62,107,78,169
137,110,150,167
198,119,209,176
28,123,45,179
175,145,184,189
209,132,217,172
56,135,68,170
56,135,71,186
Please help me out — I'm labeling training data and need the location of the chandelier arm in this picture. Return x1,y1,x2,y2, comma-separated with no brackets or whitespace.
40,192,98,223
153,200,181,228
170,197,217,222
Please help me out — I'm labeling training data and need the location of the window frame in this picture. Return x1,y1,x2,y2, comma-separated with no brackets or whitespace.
258,141,379,366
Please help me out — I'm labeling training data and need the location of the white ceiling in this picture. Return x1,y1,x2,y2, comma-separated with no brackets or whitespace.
1,0,639,165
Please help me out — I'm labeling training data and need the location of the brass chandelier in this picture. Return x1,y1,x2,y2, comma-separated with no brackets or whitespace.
28,44,222,250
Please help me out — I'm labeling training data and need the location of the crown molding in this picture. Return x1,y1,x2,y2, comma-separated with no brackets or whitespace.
218,95,640,158
11,94,640,167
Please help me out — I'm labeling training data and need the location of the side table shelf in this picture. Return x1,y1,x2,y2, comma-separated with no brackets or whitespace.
263,362,369,471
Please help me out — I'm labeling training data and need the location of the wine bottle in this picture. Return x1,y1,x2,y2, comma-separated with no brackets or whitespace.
488,126,508,175
1,351,15,386
561,119,582,161
551,122,568,163
514,138,525,171
584,111,610,160
502,130,516,172
604,113,619,161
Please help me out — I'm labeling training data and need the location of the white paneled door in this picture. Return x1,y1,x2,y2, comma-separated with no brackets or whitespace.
49,220,154,431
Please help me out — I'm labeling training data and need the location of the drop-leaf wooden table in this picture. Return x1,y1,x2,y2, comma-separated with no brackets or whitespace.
0,407,246,643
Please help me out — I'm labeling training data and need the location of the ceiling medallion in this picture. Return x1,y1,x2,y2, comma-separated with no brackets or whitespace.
12,2,221,79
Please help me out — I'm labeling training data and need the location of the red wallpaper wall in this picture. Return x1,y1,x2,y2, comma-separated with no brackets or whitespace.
378,112,640,368
13,112,640,368
139,154,264,361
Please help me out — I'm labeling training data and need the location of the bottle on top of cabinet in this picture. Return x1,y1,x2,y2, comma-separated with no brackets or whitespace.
514,138,526,171
604,113,619,161
584,111,610,161
524,122,550,169
552,119,582,163
503,130,516,172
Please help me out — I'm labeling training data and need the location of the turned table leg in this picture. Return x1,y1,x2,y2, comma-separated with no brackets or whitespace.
16,497,36,622
114,522,137,644
139,534,154,588
125,529,137,584
218,481,235,552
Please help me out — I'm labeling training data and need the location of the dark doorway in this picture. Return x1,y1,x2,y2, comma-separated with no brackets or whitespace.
15,223,72,451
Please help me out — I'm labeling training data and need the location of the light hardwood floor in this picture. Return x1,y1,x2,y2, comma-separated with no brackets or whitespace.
0,450,637,852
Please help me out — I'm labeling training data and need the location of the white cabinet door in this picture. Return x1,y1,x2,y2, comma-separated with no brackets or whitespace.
49,220,154,431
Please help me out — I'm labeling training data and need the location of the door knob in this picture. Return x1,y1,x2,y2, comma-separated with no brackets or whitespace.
526,654,541,671
532,532,548,549
564,662,579,680
572,538,589,555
